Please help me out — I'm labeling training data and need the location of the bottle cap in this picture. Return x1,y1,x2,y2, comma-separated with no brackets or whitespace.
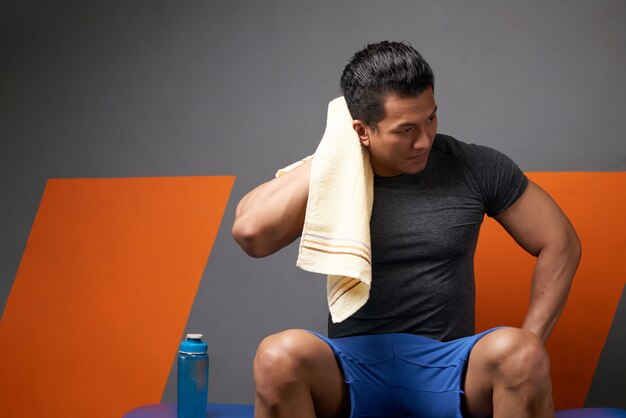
179,333,207,354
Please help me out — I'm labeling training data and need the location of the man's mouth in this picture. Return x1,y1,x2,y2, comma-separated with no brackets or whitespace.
409,152,428,160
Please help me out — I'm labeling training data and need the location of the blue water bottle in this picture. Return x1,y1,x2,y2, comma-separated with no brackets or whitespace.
177,333,209,418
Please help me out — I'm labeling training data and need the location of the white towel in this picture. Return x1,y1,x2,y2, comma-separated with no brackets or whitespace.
277,97,374,322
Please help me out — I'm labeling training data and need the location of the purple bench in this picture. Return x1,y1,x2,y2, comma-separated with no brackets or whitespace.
556,409,626,418
123,403,626,417
123,403,253,418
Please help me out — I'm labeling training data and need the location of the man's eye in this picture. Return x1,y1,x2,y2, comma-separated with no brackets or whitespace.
403,127,413,133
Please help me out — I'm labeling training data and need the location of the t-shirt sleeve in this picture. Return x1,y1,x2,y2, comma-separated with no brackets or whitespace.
463,143,528,217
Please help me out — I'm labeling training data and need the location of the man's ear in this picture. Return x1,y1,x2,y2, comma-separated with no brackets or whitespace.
352,120,370,147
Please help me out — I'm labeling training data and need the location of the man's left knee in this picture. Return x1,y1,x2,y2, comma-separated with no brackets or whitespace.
485,328,551,390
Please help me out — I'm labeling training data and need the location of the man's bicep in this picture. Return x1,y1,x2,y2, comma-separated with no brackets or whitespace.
494,180,574,256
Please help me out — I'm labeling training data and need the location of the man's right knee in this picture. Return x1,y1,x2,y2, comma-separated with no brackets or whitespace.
253,330,315,404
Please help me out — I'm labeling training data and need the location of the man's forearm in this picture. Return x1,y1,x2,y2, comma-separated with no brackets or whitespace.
522,228,581,342
232,159,312,257
495,181,582,342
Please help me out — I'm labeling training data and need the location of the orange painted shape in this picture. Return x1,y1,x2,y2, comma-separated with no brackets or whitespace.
475,172,626,409
0,176,234,418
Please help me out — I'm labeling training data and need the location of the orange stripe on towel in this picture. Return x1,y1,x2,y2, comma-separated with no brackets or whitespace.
301,245,371,265
329,279,363,307
302,239,371,259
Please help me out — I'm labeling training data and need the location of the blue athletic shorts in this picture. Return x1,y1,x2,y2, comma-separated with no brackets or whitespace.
309,328,502,418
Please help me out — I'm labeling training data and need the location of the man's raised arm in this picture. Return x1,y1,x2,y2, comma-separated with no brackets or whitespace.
232,158,312,258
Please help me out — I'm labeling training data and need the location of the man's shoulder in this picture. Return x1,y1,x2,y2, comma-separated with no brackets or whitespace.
433,133,510,164
434,133,495,152
433,134,476,166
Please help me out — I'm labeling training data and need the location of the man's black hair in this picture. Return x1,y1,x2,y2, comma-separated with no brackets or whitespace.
340,41,435,129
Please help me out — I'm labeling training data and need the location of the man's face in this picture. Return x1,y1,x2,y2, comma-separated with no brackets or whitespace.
353,88,438,177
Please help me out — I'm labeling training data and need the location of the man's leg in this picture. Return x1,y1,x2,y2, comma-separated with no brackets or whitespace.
462,327,554,418
253,329,350,418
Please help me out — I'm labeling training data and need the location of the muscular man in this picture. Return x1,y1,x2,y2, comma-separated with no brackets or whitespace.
232,41,581,418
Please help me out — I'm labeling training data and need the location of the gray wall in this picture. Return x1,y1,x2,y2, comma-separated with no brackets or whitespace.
2,0,625,406
586,284,626,408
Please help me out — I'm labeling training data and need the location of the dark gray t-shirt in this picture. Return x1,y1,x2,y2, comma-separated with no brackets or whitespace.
328,134,528,342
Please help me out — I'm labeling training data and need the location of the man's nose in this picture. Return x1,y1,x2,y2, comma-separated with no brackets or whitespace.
412,130,432,149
